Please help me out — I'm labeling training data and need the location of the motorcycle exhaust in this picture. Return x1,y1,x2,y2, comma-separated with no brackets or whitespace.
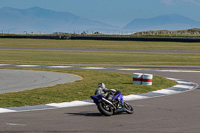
102,97,116,109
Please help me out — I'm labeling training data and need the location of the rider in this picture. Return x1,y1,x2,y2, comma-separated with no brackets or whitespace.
95,83,116,96
95,83,125,108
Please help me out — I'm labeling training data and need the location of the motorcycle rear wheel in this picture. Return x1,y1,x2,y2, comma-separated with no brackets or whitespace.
124,102,134,114
97,102,113,116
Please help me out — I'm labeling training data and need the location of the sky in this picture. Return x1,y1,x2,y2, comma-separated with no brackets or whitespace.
0,0,200,27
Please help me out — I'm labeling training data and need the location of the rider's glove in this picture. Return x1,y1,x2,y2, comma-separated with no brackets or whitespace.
110,89,116,93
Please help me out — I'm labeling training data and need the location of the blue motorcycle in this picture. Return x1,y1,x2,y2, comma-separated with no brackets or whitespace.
91,90,134,116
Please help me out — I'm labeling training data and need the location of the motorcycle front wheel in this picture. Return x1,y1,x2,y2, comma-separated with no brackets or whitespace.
124,102,134,114
97,102,113,116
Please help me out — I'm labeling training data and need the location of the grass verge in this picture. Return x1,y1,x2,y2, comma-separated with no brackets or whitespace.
0,38,200,51
0,50,200,66
0,67,177,108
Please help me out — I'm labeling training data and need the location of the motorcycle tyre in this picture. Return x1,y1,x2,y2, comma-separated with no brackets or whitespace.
124,102,134,114
97,102,113,116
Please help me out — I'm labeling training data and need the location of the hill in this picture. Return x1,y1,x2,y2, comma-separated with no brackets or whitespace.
0,7,118,33
123,14,200,32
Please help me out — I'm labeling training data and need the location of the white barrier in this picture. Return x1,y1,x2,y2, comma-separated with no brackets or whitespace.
133,73,153,85
142,74,153,85
133,73,143,85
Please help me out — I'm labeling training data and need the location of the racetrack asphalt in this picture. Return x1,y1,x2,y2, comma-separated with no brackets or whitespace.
0,47,200,132
0,69,82,94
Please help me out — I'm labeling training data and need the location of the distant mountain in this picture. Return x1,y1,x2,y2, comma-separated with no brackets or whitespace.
0,7,118,33
123,14,200,32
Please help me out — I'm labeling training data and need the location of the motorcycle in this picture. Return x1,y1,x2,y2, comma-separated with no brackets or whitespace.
91,90,134,116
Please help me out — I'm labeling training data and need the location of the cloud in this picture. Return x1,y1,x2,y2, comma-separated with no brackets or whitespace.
161,0,200,5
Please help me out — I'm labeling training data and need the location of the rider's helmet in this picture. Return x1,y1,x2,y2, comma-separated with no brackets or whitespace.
98,83,106,88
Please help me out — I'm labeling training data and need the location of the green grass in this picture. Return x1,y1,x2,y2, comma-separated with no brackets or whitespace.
0,39,194,107
0,38,200,51
0,68,177,108
0,50,200,66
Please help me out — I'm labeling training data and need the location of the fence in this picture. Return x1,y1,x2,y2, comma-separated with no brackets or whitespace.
1,35,200,42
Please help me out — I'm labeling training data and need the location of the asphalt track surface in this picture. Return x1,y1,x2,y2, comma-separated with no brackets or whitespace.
0,69,82,94
0,48,200,133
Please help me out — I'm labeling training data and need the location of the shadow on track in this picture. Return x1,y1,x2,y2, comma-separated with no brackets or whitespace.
66,112,102,117
66,112,129,117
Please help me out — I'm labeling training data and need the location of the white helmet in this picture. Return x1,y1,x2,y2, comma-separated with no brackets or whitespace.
98,83,106,88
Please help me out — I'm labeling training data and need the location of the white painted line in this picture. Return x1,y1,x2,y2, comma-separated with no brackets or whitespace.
47,100,94,108
152,89,178,95
0,108,16,113
175,84,193,89
81,67,107,70
16,65,41,68
0,64,200,73
118,68,142,71
45,66,73,69
142,69,200,73
124,95,149,101
6,123,26,126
